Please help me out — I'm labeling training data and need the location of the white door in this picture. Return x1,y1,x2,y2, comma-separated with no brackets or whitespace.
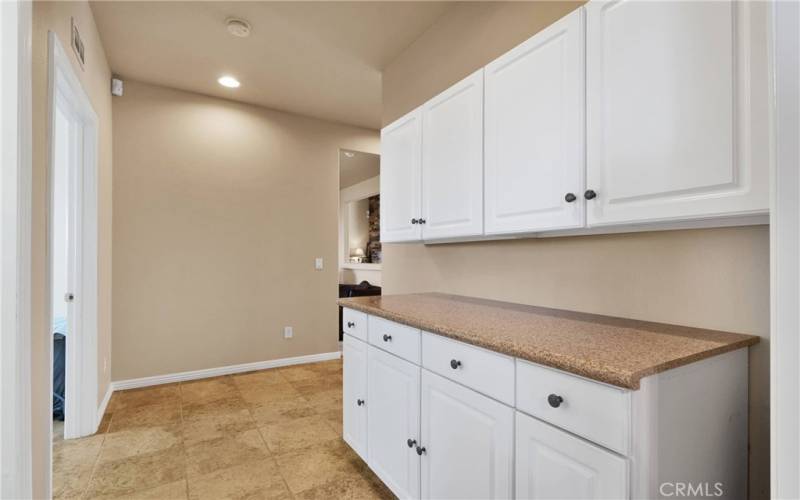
367,346,421,499
343,334,369,460
421,70,484,240
420,370,513,499
381,109,423,242
515,412,628,499
484,8,585,235
585,0,768,226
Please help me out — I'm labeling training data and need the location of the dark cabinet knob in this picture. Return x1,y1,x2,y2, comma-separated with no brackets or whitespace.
564,193,577,203
407,439,417,448
357,399,365,406
450,359,462,370
416,445,427,456
411,218,419,224
584,189,597,200
347,321,355,328
547,394,564,408
419,218,426,224
383,334,392,342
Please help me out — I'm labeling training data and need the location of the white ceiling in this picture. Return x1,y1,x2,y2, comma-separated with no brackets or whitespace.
91,1,453,129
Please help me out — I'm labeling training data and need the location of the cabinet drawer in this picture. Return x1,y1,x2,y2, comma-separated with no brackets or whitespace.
421,332,515,405
368,316,421,364
343,308,368,341
516,360,631,455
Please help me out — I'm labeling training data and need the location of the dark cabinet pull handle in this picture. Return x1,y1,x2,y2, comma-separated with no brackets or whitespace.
357,399,365,406
419,218,426,224
407,439,417,448
584,189,597,200
548,394,564,408
450,359,462,370
411,218,419,224
564,193,577,203
383,334,392,342
416,445,426,456
347,321,355,328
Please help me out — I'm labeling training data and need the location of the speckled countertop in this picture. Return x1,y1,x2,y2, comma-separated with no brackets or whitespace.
338,293,759,390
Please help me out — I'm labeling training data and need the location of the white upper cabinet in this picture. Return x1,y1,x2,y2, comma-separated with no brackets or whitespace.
381,109,423,243
585,0,769,226
484,8,585,234
421,70,485,240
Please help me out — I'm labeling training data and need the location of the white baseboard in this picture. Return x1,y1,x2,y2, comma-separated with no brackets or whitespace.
111,351,342,391
96,383,113,429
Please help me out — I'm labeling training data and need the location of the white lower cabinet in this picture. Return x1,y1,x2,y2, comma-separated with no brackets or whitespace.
367,346,421,499
420,371,514,500
343,334,368,460
515,411,628,500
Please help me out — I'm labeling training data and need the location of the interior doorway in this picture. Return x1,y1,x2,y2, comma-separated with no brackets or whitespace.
47,32,99,442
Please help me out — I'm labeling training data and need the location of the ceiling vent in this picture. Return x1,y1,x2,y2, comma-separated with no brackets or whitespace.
226,18,251,38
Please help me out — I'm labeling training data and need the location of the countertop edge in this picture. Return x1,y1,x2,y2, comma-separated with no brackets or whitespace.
338,298,760,390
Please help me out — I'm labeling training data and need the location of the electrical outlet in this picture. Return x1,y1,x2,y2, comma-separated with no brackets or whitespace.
315,257,324,270
284,326,293,339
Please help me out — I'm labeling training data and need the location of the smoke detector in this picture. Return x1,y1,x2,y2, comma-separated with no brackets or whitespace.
226,18,251,38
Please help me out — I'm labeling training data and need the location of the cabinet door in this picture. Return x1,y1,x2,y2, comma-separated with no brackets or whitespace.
367,347,421,499
420,370,513,499
343,334,368,460
515,412,628,499
421,70,484,240
484,8,585,235
381,109,423,242
585,0,768,226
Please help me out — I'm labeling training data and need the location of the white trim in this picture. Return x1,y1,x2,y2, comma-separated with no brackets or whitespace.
96,383,113,428
46,31,100,441
0,0,33,498
771,0,800,497
112,351,342,391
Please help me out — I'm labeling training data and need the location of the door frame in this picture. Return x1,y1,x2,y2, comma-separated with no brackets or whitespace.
770,0,800,497
46,31,99,440
0,0,33,497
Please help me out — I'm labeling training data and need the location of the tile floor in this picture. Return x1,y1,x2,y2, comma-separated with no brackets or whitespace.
52,359,395,499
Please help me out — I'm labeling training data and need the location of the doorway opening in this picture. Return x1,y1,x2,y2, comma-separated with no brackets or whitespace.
47,31,99,447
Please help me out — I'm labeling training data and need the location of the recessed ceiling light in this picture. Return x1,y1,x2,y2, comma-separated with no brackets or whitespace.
226,18,251,38
218,76,240,88
343,151,355,158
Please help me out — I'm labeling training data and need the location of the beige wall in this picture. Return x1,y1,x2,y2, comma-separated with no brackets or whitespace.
31,1,113,496
112,81,379,381
381,2,770,498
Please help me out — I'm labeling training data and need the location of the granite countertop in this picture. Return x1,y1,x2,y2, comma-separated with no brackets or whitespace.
338,293,759,390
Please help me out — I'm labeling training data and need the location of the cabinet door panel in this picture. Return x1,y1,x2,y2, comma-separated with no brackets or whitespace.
381,109,423,242
420,371,513,499
343,334,368,460
516,412,628,499
485,8,585,234
586,0,768,225
421,70,484,240
367,347,421,499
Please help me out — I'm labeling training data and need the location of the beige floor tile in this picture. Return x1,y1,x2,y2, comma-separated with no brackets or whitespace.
180,376,238,404
86,445,186,498
249,396,317,427
306,360,343,375
232,368,288,388
97,412,114,434
238,382,302,406
319,408,343,436
87,479,188,500
98,425,183,463
108,400,181,433
52,434,105,499
182,408,256,447
110,385,181,411
187,458,291,500
278,365,326,382
259,414,339,454
184,428,270,479
182,395,249,422
303,388,343,412
294,473,395,500
274,440,365,494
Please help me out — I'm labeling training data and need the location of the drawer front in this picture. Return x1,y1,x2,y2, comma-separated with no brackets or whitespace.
342,308,368,341
421,332,515,405
368,316,421,364
516,360,631,455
